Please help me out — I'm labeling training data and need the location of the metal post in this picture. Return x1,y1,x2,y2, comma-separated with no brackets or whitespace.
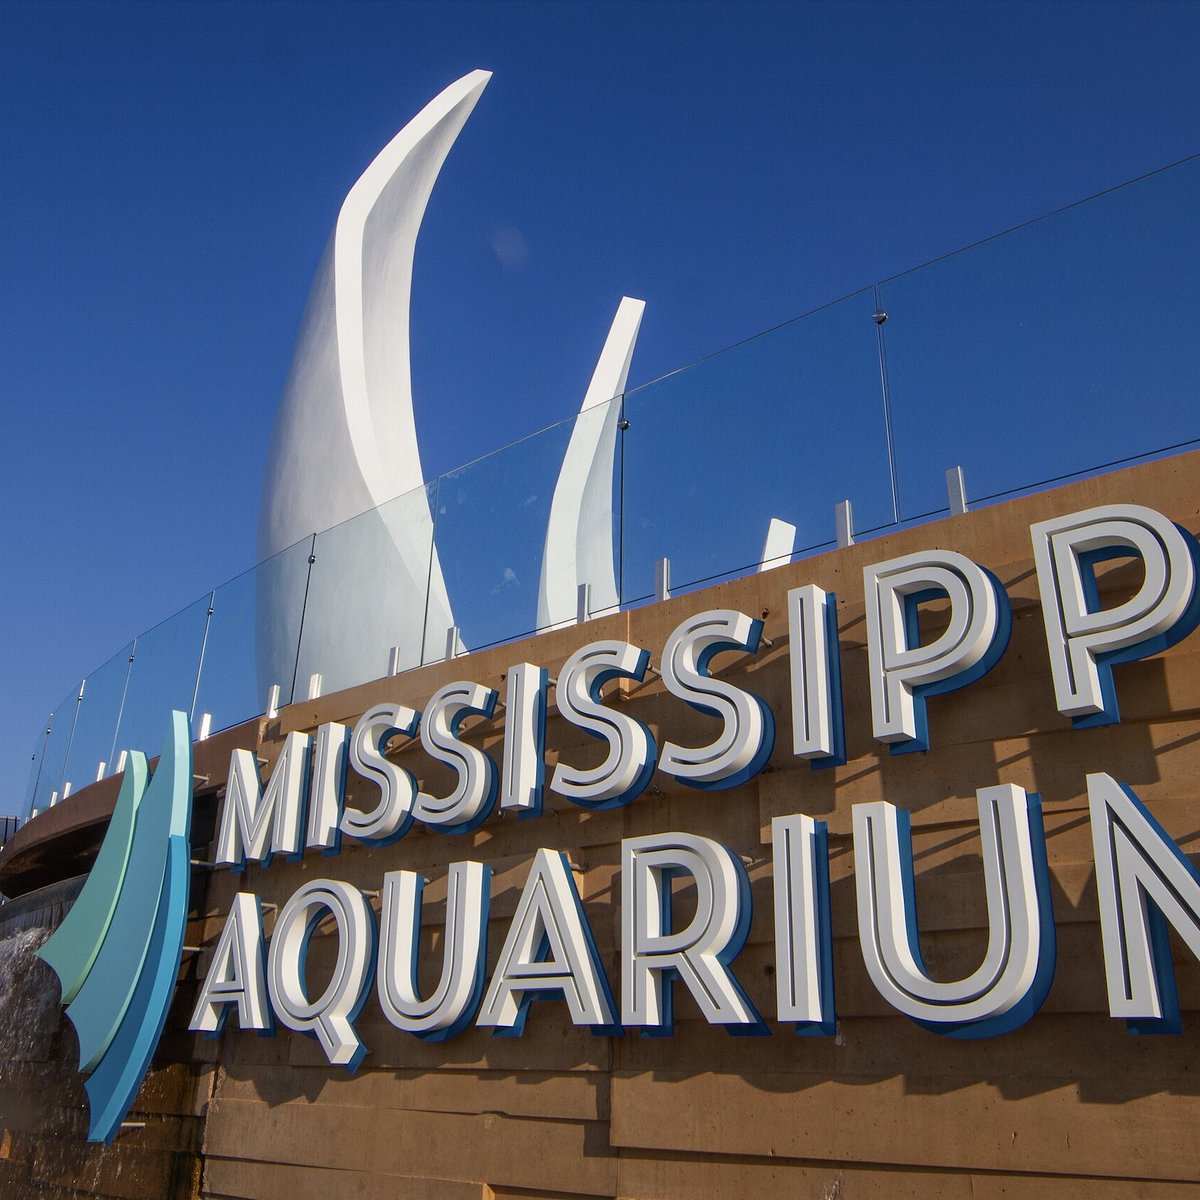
57,678,86,797
288,534,318,710
190,591,216,721
107,643,136,789
29,716,52,817
871,288,901,523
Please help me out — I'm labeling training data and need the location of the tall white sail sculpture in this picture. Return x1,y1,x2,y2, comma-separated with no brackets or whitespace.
257,70,490,698
537,297,645,630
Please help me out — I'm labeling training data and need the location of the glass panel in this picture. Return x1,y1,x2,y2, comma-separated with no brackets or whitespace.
113,595,210,759
881,156,1200,518
60,642,135,794
295,484,436,698
196,536,314,734
28,688,79,816
621,289,892,602
425,413,580,656
24,159,1200,794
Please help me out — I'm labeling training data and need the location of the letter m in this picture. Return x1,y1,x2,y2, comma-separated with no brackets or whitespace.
216,732,312,868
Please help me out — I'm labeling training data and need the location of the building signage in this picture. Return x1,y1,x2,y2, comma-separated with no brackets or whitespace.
38,501,1200,1140
191,500,1200,1049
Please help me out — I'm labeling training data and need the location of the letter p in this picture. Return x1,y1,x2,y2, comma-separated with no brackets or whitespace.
1031,504,1200,727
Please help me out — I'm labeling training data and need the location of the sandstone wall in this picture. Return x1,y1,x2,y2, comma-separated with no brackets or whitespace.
194,452,1200,1199
6,451,1200,1198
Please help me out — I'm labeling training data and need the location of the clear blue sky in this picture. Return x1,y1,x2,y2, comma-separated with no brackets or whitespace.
3,0,1200,814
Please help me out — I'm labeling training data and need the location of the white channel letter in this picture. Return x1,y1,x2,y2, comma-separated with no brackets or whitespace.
658,609,775,790
622,832,760,1030
414,682,499,833
188,893,270,1035
342,702,420,843
551,640,656,809
216,732,312,868
377,862,491,1041
500,663,547,815
788,585,844,763
267,879,376,1069
1031,504,1200,726
307,721,350,851
853,786,1054,1037
1088,772,1200,1033
864,549,1009,752
477,849,616,1032
772,814,835,1033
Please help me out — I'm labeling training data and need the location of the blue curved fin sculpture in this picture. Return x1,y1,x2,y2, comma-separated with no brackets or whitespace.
36,711,193,1143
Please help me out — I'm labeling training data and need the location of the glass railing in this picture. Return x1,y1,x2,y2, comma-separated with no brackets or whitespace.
621,288,895,602
428,414,584,653
198,537,318,731
880,154,1200,518
26,686,81,818
16,152,1200,821
58,643,135,804
294,485,436,698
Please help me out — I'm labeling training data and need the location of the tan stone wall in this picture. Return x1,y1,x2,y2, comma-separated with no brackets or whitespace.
192,451,1200,1198
11,452,1200,1199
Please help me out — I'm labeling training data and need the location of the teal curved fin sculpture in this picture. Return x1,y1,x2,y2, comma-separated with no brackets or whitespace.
37,711,194,1142
36,753,148,1003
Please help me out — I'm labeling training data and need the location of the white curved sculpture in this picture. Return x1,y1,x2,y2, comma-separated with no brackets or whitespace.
537,296,645,630
257,70,490,698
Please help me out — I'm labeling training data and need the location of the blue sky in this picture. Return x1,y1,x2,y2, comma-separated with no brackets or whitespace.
3,0,1200,814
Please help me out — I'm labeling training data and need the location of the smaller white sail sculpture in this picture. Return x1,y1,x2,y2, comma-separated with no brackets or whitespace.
537,297,645,630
